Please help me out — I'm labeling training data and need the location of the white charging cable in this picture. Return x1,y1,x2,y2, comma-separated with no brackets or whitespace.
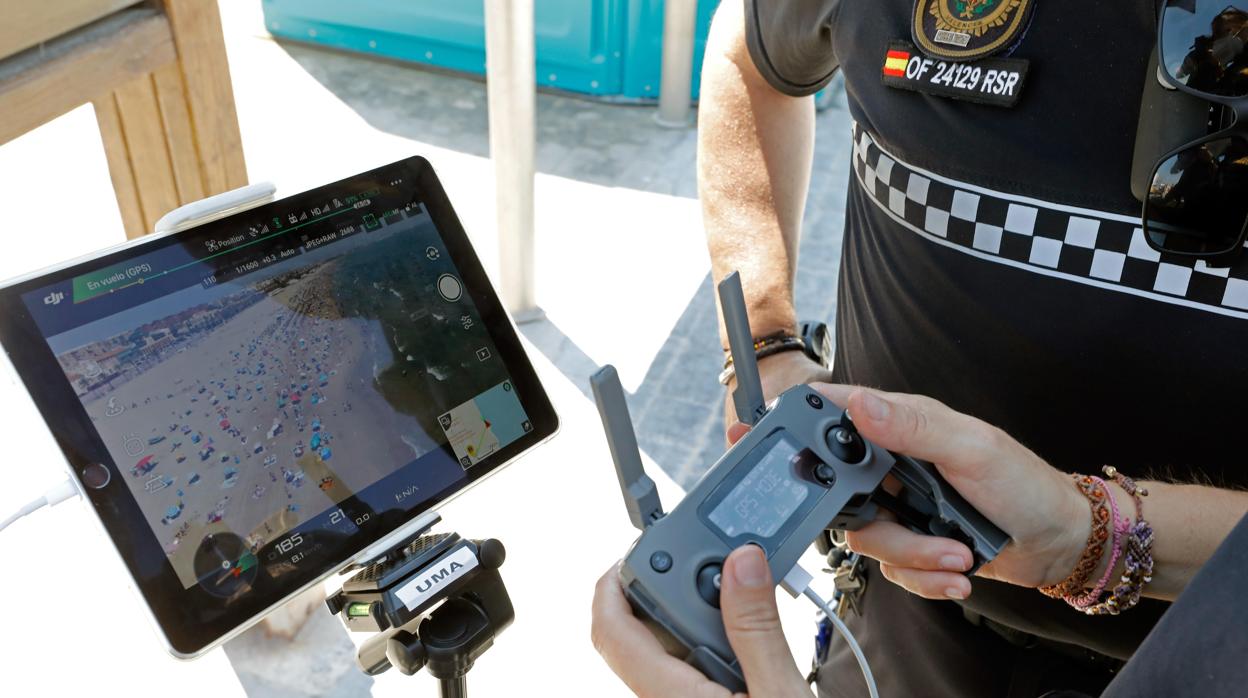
781,563,879,698
0,478,78,533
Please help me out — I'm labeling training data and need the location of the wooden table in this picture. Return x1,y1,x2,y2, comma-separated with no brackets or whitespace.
0,0,248,238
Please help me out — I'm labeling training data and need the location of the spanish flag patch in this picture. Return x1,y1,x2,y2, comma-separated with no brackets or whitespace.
880,40,1029,108
883,48,910,77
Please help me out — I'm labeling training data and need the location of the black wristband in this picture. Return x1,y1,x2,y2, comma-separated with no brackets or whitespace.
718,335,806,385
755,338,807,363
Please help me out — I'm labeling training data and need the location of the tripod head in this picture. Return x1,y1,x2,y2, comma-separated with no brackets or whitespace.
327,518,513,696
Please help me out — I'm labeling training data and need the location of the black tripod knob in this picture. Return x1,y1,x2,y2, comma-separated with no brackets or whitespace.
386,629,429,676
476,538,505,569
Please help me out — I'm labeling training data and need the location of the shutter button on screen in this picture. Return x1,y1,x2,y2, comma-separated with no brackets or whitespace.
696,562,723,608
437,274,463,302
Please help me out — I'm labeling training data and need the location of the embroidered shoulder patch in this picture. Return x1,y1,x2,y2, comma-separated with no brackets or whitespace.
912,0,1036,62
881,40,1029,107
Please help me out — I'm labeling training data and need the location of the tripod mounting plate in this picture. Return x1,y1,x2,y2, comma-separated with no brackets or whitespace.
327,520,514,692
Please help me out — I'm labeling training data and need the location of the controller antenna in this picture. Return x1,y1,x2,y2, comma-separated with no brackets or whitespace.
718,272,767,426
591,365,664,531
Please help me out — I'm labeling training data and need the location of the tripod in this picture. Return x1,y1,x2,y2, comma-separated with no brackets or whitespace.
328,529,514,698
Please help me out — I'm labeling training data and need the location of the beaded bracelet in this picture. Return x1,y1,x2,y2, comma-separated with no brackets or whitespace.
1068,477,1131,609
1082,467,1154,615
1039,474,1112,599
1083,519,1155,615
1103,465,1148,513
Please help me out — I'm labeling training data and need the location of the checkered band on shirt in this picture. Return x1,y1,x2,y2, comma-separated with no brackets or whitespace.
850,122,1248,320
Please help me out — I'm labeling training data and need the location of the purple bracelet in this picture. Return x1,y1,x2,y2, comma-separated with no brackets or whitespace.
1067,477,1130,609
1084,519,1155,616
1083,467,1154,616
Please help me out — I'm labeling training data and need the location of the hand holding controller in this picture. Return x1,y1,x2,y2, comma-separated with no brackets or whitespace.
590,272,1010,692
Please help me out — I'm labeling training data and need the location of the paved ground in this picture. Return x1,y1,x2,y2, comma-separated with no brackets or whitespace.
0,2,851,695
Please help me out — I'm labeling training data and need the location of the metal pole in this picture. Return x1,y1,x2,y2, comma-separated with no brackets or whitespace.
438,676,467,698
484,0,540,320
655,0,698,128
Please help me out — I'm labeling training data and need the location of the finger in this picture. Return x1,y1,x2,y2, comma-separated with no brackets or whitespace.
878,562,973,600
843,387,1002,472
719,546,811,697
844,519,973,572
726,422,751,445
591,567,729,698
809,382,853,408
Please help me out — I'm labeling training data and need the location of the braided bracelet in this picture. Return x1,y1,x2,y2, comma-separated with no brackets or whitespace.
1068,477,1131,610
1083,519,1155,615
1103,465,1148,513
1039,474,1112,599
1083,467,1154,615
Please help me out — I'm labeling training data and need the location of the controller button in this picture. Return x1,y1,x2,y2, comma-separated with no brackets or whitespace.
650,551,673,573
826,426,867,464
814,462,837,486
697,563,723,608
806,394,824,409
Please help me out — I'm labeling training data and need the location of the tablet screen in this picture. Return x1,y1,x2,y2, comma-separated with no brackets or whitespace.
0,157,556,654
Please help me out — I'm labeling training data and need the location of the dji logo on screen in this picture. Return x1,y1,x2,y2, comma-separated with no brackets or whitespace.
43,291,64,306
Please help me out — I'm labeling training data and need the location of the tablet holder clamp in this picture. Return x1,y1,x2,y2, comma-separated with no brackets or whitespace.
326,514,513,698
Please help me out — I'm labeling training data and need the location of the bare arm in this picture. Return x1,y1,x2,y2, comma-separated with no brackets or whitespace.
1105,479,1248,600
698,1,816,347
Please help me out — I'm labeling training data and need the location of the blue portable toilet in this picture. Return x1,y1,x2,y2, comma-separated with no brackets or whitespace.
261,0,720,101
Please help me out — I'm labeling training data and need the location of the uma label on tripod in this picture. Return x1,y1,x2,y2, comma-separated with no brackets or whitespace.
327,515,513,698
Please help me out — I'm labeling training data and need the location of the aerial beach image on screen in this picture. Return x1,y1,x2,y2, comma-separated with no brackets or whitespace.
46,217,513,590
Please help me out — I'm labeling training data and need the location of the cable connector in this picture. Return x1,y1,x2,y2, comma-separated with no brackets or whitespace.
44,478,79,506
781,562,879,698
780,562,814,599
0,478,80,533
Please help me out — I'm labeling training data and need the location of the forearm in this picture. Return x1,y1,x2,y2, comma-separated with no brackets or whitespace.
1083,479,1248,601
698,1,815,346
1134,481,1248,599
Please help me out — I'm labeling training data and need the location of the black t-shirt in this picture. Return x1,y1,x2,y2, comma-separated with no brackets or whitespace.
744,1,1248,697
1102,513,1248,698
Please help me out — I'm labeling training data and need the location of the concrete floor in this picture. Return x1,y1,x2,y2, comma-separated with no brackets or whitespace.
0,2,851,695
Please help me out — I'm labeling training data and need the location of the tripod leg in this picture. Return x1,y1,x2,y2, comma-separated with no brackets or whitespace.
438,676,466,698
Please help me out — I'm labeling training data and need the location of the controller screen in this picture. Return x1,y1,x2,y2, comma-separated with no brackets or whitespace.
708,432,810,539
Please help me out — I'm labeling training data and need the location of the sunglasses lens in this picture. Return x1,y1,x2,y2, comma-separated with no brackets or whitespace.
1147,137,1248,255
1160,1,1248,97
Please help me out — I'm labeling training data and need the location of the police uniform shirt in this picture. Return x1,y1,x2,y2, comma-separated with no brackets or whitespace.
743,1,1248,697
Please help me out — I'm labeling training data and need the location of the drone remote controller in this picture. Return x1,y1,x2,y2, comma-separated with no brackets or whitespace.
590,272,1010,691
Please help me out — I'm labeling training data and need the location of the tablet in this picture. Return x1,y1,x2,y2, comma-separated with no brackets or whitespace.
0,157,557,657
